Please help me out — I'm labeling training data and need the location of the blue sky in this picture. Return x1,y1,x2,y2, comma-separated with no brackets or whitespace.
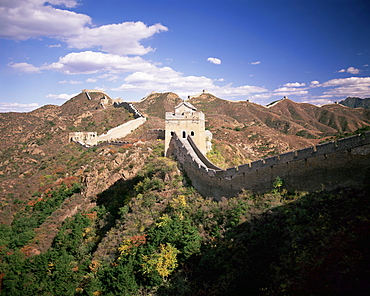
1,0,369,112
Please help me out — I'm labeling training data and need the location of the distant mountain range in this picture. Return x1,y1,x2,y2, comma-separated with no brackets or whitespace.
339,97,370,109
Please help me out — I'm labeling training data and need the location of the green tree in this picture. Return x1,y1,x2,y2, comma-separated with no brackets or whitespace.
273,176,283,193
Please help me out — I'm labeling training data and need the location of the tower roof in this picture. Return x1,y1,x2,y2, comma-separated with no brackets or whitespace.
174,101,197,112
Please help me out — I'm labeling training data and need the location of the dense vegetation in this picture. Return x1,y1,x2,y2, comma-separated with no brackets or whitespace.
1,143,369,295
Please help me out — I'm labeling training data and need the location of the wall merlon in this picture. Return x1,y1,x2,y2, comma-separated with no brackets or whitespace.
237,163,252,174
250,159,264,170
226,167,237,177
215,170,226,178
279,151,296,163
315,141,336,154
263,155,280,166
363,131,370,143
296,146,315,158
336,134,364,150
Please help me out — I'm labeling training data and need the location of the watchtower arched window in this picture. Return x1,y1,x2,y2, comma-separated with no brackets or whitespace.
190,131,195,136
182,131,187,138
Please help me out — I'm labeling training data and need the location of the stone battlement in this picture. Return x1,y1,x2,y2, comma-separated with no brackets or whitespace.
168,132,370,199
70,95,146,146
165,111,205,120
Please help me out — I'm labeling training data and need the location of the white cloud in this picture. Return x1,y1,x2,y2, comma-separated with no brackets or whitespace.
283,82,306,87
322,77,370,87
117,67,214,95
0,1,167,56
98,74,120,82
8,62,41,73
65,22,168,55
46,93,78,100
249,93,272,100
310,80,320,87
251,61,261,65
336,66,360,74
321,77,370,97
114,66,268,99
273,83,308,97
347,66,360,74
86,77,97,83
302,98,335,106
47,44,62,48
214,84,268,98
43,51,155,74
273,89,309,97
0,102,39,112
0,0,91,40
207,57,221,65
58,80,82,84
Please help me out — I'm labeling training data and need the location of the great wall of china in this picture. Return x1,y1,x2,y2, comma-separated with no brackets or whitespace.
70,90,370,199
69,91,146,146
168,131,370,199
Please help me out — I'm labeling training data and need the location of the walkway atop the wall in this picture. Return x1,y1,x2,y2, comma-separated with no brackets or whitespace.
176,131,370,174
168,131,370,198
114,102,144,119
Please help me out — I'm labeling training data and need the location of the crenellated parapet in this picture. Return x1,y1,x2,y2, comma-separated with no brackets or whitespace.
168,131,370,199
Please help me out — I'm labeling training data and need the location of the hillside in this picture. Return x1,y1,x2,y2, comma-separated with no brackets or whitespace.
0,91,133,151
133,92,182,119
0,91,370,295
340,97,370,109
0,92,135,225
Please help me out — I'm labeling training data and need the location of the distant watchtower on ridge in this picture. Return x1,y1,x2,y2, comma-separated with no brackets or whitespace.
165,100,211,155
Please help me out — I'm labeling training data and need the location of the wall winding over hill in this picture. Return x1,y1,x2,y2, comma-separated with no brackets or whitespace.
114,102,144,119
168,132,370,199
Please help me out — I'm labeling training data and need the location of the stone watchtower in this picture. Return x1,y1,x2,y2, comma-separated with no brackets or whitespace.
165,101,211,155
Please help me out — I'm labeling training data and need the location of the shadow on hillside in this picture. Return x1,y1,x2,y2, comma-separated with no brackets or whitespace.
160,187,370,296
91,175,144,253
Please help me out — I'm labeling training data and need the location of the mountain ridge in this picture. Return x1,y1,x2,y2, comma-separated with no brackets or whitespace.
339,97,370,109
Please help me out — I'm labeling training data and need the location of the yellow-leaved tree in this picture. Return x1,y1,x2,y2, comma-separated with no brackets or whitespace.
142,243,179,280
